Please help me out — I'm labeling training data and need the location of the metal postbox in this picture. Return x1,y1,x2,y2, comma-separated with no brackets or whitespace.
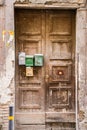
34,54,43,66
25,55,34,67
18,52,25,65
26,67,33,77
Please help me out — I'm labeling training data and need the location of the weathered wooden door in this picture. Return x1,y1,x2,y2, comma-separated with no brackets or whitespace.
15,9,76,130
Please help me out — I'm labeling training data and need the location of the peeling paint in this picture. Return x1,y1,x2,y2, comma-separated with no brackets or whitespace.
0,47,14,104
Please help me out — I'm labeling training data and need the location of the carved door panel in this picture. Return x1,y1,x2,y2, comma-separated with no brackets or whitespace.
15,9,46,126
15,9,75,130
45,10,75,127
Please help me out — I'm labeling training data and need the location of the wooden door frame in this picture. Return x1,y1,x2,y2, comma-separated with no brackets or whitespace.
14,7,77,129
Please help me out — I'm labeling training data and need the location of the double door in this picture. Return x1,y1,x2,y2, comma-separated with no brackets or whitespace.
15,9,76,130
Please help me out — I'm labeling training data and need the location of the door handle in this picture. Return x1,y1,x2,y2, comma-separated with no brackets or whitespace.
45,75,49,83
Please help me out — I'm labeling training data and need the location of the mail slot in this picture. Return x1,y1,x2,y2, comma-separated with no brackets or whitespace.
18,52,25,65
34,54,43,66
25,55,34,67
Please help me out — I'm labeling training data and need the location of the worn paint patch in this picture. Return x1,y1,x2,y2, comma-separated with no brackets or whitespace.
0,47,14,104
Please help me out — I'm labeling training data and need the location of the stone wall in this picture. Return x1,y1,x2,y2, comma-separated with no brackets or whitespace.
0,0,87,130
0,0,15,129
76,8,87,130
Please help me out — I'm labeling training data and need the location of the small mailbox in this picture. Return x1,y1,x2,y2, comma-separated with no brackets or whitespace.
26,67,33,77
25,55,34,67
18,52,25,65
34,54,43,66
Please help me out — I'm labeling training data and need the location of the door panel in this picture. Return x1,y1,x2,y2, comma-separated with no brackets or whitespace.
46,123,76,130
15,9,75,129
46,10,75,112
15,10,46,126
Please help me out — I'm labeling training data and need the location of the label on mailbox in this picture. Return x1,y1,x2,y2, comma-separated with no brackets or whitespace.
25,55,34,67
18,52,25,65
34,54,43,66
26,67,33,77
